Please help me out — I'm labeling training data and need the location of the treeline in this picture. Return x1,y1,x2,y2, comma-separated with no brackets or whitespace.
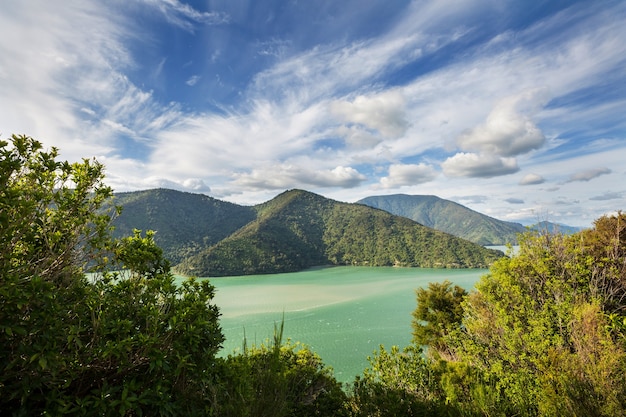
2,135,625,416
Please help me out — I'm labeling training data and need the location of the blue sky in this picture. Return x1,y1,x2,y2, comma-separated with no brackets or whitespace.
1,0,625,227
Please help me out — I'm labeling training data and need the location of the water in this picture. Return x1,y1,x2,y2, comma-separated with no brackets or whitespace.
202,266,487,384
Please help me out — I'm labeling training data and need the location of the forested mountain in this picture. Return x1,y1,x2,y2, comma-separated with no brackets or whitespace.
111,189,256,264
357,194,526,245
529,220,582,235
175,189,504,276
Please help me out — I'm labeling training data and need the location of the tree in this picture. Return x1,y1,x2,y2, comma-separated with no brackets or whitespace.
357,217,626,416
411,280,467,358
0,134,115,413
348,345,438,417
0,135,224,416
452,226,626,415
577,211,626,313
212,321,348,417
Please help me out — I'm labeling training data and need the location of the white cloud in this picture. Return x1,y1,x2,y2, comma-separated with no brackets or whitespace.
186,75,201,86
147,99,332,182
331,90,409,139
140,177,210,192
456,90,547,157
137,0,229,31
0,0,168,161
182,178,211,191
565,167,612,183
519,173,545,185
377,163,437,188
256,38,292,58
335,126,382,150
454,195,488,205
232,164,366,190
442,153,519,178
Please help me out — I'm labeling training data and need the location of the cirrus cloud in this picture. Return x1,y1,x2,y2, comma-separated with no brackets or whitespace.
137,0,230,31
186,75,201,86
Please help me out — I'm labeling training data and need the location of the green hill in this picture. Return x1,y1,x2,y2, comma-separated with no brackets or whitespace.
175,189,504,277
529,221,582,235
357,194,526,245
111,189,256,264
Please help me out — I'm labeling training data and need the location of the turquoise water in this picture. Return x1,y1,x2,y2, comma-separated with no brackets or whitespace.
203,266,487,384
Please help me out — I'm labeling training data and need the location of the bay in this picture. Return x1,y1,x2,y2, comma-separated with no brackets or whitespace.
203,266,487,384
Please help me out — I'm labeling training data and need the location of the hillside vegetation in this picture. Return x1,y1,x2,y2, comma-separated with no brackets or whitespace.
358,194,526,245
111,189,256,264
176,189,504,276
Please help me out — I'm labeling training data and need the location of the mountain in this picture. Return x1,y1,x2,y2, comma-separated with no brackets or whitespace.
175,189,504,277
111,189,256,264
529,221,582,235
357,194,526,245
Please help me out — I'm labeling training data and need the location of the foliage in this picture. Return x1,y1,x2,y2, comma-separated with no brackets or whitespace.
347,344,516,416
0,135,224,416
350,215,626,416
411,280,467,357
347,345,440,416
452,225,626,415
176,191,330,276
212,321,348,417
176,189,504,276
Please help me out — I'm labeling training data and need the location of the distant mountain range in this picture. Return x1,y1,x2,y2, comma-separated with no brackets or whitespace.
110,189,504,277
528,221,582,235
357,194,525,245
357,194,581,245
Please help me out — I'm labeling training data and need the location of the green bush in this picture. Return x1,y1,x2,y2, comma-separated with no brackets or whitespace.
350,218,626,416
212,322,348,417
0,135,224,416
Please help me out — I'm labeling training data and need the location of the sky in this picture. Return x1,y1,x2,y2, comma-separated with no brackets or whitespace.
1,0,625,227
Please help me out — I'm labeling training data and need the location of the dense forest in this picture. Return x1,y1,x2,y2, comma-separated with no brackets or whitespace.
2,135,625,416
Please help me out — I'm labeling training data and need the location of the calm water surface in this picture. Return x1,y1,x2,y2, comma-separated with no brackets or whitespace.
202,266,487,384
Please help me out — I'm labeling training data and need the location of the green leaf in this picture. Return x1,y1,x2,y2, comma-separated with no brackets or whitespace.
38,356,47,370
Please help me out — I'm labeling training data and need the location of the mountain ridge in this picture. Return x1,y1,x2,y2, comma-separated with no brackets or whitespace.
111,188,256,264
175,189,504,276
110,188,504,277
357,194,527,245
